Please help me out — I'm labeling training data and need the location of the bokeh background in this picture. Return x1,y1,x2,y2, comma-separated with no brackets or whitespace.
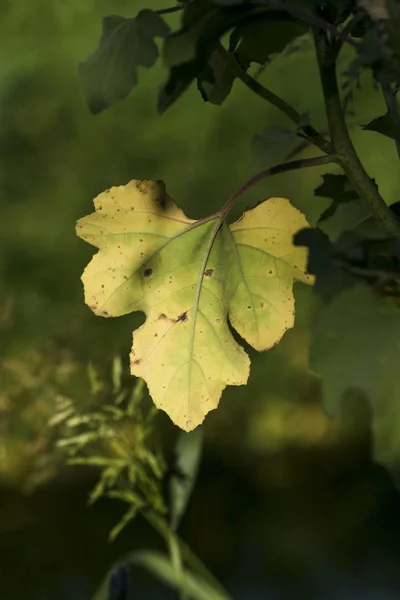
2,0,400,598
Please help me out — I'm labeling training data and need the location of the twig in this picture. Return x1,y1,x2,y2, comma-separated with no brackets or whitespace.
217,45,333,155
156,5,184,16
329,11,367,62
313,26,400,236
220,154,338,218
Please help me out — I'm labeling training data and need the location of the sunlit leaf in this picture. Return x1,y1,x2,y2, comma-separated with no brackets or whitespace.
77,179,313,431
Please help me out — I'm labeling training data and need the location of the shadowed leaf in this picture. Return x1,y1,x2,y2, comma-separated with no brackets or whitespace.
79,10,170,114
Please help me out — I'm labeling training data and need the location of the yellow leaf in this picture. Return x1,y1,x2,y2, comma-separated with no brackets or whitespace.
77,180,313,431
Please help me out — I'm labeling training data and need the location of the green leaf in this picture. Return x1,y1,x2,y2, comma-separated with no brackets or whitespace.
293,228,355,302
362,111,400,143
79,10,170,115
92,549,231,600
310,284,400,474
197,49,236,105
234,17,306,65
314,174,359,223
129,549,231,600
170,427,204,531
109,505,140,542
76,179,313,431
158,0,260,112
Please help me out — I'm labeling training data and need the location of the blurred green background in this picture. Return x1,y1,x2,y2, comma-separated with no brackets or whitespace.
2,0,400,598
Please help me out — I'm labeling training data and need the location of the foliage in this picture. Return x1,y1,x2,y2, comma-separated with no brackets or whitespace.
54,364,167,541
72,0,400,595
309,284,400,472
2,0,400,596
76,179,313,431
53,359,228,599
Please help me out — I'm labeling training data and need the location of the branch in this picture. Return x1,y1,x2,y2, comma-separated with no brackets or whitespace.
220,154,338,218
313,27,400,236
217,45,333,155
329,11,367,62
272,1,364,52
156,5,184,15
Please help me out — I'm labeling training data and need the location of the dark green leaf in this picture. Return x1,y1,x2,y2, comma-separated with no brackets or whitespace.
158,0,290,112
197,50,236,104
169,427,203,531
235,16,306,65
362,111,400,143
79,10,170,115
310,285,400,480
294,228,356,302
128,549,230,600
314,174,359,223
93,549,230,600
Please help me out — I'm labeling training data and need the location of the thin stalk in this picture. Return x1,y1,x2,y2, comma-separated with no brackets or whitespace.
260,0,364,51
220,154,337,219
168,531,187,600
313,27,400,236
329,11,367,61
156,5,184,15
218,45,333,155
144,510,232,599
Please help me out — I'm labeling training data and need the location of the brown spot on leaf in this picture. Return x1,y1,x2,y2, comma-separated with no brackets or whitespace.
132,359,141,366
159,313,167,320
144,268,153,277
177,311,188,323
204,268,214,277
260,301,264,308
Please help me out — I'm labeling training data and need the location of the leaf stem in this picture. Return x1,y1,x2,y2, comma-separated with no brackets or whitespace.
329,11,367,62
168,531,187,600
220,154,337,219
217,45,333,155
259,0,364,51
156,5,184,16
143,510,232,599
313,26,400,236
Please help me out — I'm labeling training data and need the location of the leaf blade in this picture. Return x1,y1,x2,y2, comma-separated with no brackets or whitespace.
79,10,170,114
